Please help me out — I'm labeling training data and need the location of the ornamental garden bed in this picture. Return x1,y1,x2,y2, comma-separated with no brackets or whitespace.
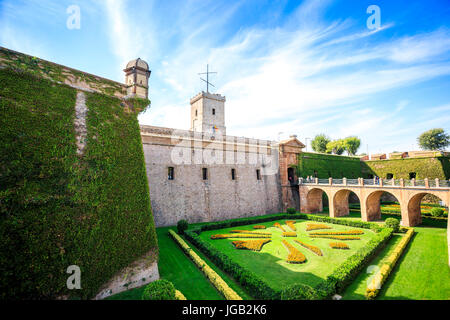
184,214,393,299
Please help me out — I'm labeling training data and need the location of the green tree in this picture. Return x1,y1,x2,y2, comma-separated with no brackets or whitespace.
311,134,331,153
326,139,345,155
343,136,361,156
417,128,450,151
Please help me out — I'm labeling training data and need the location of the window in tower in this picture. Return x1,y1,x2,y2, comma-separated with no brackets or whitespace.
212,108,215,115
168,167,174,180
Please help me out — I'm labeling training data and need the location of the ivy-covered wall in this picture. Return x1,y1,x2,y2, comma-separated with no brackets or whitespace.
297,152,450,180
297,152,362,179
0,67,157,299
361,157,450,180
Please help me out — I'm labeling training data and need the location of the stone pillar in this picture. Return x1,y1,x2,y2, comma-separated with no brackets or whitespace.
315,177,319,185
435,178,440,188
424,178,429,188
329,177,333,185
411,178,416,186
379,178,383,187
343,177,347,186
400,178,404,187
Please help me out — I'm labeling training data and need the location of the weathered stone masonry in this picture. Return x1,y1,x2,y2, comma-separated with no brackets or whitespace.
141,124,283,226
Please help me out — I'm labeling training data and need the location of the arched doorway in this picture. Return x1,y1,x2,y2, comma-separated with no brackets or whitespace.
365,190,400,221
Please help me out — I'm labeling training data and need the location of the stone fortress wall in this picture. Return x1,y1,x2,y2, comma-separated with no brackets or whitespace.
141,125,283,226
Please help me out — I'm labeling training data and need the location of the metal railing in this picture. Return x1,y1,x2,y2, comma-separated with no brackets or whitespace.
299,177,450,189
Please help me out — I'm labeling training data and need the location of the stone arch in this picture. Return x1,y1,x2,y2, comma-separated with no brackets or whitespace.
407,192,447,226
305,188,330,213
365,190,400,221
333,189,360,217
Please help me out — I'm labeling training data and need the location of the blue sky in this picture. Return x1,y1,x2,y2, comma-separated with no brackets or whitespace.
1,0,450,154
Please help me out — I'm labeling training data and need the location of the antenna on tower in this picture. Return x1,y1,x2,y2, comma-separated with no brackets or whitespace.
198,64,217,93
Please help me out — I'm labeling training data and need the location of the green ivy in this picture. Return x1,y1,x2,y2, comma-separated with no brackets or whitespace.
361,157,449,179
0,68,157,299
297,152,362,179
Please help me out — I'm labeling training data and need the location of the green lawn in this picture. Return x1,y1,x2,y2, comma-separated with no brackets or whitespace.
378,226,450,300
108,213,450,300
341,234,404,299
199,219,377,291
107,227,223,300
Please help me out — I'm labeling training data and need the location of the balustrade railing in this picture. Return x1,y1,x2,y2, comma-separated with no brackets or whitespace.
299,177,450,189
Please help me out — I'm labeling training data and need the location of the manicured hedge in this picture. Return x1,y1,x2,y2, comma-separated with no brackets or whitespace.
0,68,157,299
141,279,176,300
365,228,414,299
169,230,242,300
185,213,391,300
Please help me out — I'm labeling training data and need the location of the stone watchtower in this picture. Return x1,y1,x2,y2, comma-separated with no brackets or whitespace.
123,58,151,99
190,91,226,136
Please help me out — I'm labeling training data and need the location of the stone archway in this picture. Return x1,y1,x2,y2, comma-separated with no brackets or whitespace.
365,190,400,221
407,192,447,227
333,189,361,217
305,188,328,213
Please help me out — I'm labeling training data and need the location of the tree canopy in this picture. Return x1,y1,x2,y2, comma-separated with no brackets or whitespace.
343,136,361,156
417,128,450,151
311,134,331,153
326,139,346,155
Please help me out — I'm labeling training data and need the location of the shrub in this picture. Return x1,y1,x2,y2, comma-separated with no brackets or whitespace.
287,207,297,214
282,240,306,264
177,220,189,234
232,239,271,251
309,235,360,240
329,242,349,249
285,220,297,231
365,228,414,299
306,223,332,231
309,230,364,235
230,230,271,235
282,232,297,237
211,234,271,239
253,225,266,229
320,228,393,293
294,240,323,256
385,218,400,232
281,283,317,300
274,222,286,232
430,207,444,217
169,230,242,300
142,280,176,300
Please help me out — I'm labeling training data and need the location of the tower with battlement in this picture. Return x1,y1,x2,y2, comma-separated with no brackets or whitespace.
190,91,226,136
123,58,151,99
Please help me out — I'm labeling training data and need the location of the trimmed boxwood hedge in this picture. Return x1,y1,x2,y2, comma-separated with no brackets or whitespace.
0,68,157,299
184,213,392,300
